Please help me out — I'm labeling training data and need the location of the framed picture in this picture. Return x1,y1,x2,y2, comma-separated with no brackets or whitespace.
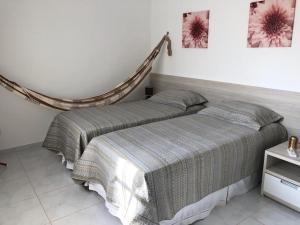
247,0,297,48
182,11,210,48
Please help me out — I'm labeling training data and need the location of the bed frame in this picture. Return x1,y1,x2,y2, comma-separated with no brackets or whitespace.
150,73,300,137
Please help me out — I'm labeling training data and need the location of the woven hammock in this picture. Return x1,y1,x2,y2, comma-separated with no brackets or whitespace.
0,33,172,111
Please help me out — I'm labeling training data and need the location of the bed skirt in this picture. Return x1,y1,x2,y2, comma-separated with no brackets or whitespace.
57,152,260,225
58,153,74,170
86,172,260,225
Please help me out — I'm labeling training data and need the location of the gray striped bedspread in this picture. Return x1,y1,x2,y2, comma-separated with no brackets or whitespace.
72,114,287,225
43,100,203,162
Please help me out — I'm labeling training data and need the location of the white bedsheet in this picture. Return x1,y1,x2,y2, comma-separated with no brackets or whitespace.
58,153,74,170
87,173,260,225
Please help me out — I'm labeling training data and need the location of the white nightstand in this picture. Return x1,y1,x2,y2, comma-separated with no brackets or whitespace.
262,141,300,212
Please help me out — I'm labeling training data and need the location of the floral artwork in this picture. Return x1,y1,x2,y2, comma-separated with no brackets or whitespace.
182,11,210,48
247,0,297,48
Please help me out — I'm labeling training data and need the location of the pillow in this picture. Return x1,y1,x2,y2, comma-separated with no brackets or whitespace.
198,101,283,130
148,90,207,110
186,104,206,113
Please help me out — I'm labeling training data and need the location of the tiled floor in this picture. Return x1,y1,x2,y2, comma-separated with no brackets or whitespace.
1,144,300,225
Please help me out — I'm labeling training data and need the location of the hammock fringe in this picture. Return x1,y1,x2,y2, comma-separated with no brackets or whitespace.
0,33,172,111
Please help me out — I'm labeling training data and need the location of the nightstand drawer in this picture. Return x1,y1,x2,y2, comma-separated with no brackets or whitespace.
264,173,300,210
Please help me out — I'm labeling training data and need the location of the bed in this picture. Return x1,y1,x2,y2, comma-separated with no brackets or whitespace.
43,90,207,165
72,101,288,225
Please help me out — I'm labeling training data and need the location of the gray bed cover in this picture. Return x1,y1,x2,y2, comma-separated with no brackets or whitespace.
43,100,203,162
72,113,287,225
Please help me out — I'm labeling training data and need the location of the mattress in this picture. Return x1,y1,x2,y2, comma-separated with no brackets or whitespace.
72,113,287,225
43,100,204,162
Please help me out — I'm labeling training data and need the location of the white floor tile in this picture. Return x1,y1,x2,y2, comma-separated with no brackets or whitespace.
0,177,35,207
0,198,49,225
52,204,122,225
212,200,253,225
18,148,75,195
39,184,102,221
253,199,300,225
239,217,263,225
0,152,26,182
228,188,270,216
193,214,227,225
17,147,59,172
29,166,75,195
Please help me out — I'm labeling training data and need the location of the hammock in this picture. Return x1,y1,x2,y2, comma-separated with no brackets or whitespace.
0,33,172,111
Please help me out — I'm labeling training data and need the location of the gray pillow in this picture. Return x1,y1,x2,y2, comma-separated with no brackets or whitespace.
148,90,207,110
198,101,283,130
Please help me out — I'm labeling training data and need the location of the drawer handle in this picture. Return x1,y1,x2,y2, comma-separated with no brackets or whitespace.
281,180,298,190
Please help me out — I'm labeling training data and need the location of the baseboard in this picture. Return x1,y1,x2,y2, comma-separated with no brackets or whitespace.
0,142,43,153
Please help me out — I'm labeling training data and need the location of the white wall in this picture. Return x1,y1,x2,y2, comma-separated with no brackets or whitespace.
0,0,150,150
2,0,299,150
151,0,300,93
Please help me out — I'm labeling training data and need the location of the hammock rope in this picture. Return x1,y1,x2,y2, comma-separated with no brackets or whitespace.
0,33,172,111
